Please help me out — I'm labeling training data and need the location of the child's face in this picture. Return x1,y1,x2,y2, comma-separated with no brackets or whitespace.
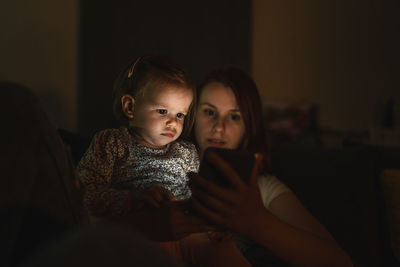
129,85,193,148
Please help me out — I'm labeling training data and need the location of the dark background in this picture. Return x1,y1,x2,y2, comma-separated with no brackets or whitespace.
1,0,399,140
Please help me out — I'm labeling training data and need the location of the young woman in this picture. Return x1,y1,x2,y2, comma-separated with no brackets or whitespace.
188,67,353,266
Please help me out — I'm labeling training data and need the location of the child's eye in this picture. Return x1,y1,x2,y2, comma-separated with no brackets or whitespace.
156,109,167,115
177,113,185,119
203,109,215,117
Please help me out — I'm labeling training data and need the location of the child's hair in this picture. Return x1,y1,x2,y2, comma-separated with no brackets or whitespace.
112,55,196,140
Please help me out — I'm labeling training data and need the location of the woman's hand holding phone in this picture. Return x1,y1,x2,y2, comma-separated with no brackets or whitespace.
189,149,266,236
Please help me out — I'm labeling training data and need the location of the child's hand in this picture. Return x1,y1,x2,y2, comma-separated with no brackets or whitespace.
126,185,176,211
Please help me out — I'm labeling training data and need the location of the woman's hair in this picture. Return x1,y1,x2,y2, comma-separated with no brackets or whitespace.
197,67,270,171
112,55,196,140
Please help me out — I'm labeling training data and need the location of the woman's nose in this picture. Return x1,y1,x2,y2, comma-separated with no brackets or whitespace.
213,117,225,133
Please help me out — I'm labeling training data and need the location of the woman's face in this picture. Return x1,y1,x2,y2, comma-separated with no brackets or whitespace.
194,82,246,157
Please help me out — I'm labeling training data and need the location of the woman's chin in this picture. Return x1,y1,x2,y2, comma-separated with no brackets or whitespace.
206,142,227,149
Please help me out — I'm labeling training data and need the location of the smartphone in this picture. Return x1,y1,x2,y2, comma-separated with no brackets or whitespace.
198,147,255,186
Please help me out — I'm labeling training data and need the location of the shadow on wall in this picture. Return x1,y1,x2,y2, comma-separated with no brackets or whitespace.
37,91,69,130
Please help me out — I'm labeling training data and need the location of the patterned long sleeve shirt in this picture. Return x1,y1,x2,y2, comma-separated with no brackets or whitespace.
76,127,199,217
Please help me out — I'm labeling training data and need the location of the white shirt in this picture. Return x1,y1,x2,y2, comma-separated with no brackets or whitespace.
258,175,292,208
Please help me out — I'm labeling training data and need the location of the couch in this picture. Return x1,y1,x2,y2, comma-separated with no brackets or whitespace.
59,129,400,267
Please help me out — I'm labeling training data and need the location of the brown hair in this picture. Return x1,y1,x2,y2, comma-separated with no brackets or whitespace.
197,67,270,171
112,55,196,140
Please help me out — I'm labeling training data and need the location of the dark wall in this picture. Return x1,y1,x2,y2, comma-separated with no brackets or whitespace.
251,0,400,132
78,0,251,137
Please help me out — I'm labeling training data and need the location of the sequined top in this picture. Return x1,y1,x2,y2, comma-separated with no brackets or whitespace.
77,127,199,217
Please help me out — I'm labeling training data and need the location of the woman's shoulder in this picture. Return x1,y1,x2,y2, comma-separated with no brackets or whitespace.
257,174,292,208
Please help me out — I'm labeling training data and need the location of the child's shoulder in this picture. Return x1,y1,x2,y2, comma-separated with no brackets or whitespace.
92,127,131,146
172,140,199,166
174,140,197,151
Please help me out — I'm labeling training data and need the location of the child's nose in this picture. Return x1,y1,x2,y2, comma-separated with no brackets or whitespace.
166,115,178,126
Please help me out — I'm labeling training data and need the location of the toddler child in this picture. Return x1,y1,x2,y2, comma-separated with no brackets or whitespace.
77,55,250,266
78,55,197,217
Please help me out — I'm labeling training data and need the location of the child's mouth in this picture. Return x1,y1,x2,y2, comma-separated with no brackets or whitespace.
162,132,175,138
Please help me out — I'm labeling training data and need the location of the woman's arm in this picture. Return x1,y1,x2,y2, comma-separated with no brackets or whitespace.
189,151,353,267
251,192,353,267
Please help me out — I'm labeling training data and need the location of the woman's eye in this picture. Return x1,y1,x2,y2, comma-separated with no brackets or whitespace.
177,113,185,119
230,114,241,121
203,109,215,116
156,109,167,115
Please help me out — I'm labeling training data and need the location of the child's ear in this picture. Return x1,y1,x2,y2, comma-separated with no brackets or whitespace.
121,94,135,119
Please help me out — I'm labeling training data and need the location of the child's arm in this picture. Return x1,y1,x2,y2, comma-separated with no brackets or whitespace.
77,130,130,217
184,141,200,174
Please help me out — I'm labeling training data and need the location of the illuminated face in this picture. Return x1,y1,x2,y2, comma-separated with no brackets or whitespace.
129,85,193,148
194,82,246,157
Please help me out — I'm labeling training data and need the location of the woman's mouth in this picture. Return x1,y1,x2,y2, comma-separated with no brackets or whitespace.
207,138,226,147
